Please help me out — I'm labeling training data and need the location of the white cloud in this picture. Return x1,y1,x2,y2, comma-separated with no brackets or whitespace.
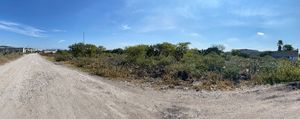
190,32,200,37
181,30,200,37
121,25,131,30
123,0,224,33
257,32,265,36
0,20,46,37
194,0,222,8
262,18,296,28
221,18,295,29
226,38,240,42
58,40,65,43
221,20,248,27
231,8,279,17
52,29,67,32
135,14,177,33
125,0,222,9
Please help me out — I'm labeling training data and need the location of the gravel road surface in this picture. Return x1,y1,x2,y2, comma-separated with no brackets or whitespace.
0,54,299,119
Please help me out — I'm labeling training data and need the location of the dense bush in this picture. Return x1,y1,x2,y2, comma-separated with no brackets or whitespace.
107,48,124,54
256,59,300,84
54,50,73,61
69,43,105,57
231,50,250,58
125,45,149,64
47,42,300,89
202,45,224,55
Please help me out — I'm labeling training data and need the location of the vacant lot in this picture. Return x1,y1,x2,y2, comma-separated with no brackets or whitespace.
46,42,300,91
0,54,299,119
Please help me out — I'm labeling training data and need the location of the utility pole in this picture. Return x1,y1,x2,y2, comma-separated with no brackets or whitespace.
83,32,85,44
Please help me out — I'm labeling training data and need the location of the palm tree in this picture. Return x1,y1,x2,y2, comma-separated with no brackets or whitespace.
277,40,283,51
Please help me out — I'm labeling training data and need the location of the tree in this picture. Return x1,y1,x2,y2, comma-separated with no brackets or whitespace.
69,43,97,57
125,45,149,63
175,42,191,60
110,48,124,54
55,50,72,61
176,42,190,52
69,43,86,57
203,52,225,72
283,44,294,51
203,45,224,55
231,50,249,58
96,46,106,54
84,44,97,57
212,44,226,51
155,42,176,57
145,45,158,57
277,40,283,51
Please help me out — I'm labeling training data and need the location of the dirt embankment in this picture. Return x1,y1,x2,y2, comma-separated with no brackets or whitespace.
0,54,299,119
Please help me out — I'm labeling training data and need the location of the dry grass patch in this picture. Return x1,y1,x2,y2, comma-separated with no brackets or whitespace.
0,53,22,65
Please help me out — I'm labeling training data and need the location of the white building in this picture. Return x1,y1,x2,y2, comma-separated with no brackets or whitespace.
0,46,38,54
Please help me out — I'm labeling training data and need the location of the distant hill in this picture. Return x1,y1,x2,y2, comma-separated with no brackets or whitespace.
238,49,261,56
231,49,262,57
0,46,15,49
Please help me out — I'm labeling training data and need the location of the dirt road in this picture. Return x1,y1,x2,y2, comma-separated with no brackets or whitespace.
0,54,299,119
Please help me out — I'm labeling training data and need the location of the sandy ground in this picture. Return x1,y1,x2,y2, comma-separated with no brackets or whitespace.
0,54,299,119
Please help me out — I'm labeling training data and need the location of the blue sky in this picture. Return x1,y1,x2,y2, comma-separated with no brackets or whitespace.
0,0,299,51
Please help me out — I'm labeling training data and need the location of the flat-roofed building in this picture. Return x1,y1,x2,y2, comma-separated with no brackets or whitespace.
0,46,24,53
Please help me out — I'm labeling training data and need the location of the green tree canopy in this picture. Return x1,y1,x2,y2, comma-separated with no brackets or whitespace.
125,45,149,63
69,43,98,57
283,44,294,51
97,46,106,53
203,45,225,55
175,42,191,60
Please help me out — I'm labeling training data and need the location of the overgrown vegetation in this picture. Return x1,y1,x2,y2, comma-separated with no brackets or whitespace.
42,42,300,90
0,53,22,65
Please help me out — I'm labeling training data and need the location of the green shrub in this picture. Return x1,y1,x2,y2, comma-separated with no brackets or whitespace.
203,52,225,72
223,65,240,80
258,60,300,84
109,48,124,54
125,45,148,64
203,45,224,55
231,50,250,58
69,43,99,57
55,50,72,61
